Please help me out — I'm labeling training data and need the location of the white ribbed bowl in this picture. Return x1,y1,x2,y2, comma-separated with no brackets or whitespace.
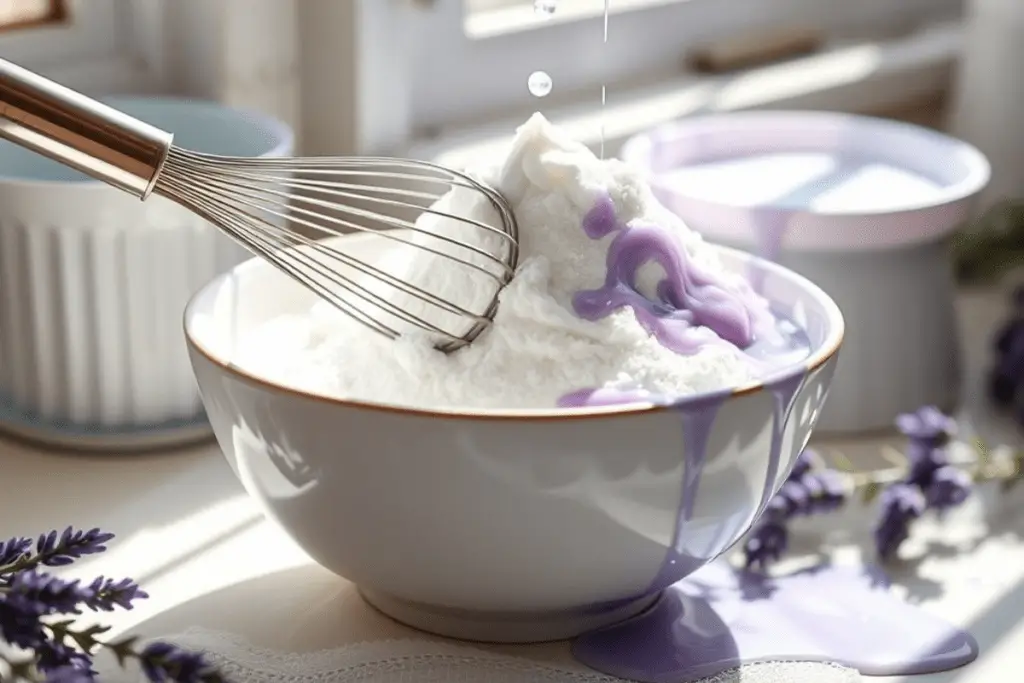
0,97,293,450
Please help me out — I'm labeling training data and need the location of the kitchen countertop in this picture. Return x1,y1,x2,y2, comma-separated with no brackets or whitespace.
1,276,1022,683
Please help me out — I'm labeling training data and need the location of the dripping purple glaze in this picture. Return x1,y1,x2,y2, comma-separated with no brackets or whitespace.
752,373,806,522
560,196,814,604
646,391,728,592
747,207,792,293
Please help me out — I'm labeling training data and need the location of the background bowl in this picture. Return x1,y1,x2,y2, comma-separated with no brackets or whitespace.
0,96,293,451
184,233,843,643
622,111,989,434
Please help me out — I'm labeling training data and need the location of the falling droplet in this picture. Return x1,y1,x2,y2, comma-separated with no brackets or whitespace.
528,70,553,97
534,0,556,17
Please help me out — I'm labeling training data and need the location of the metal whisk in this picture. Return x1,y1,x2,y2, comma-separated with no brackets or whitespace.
0,58,519,352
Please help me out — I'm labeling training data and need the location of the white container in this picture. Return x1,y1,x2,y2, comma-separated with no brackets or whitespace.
0,97,293,450
622,111,990,434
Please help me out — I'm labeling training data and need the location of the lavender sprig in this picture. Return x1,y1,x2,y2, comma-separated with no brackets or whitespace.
34,528,115,568
871,406,973,559
740,405,1018,572
0,528,114,580
0,527,225,683
0,537,33,569
41,621,227,683
874,483,927,560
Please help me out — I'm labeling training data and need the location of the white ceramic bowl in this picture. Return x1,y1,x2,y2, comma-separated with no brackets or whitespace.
0,96,293,450
622,111,990,434
184,233,843,643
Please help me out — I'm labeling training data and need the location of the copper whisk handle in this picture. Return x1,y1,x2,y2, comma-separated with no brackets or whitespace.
0,57,173,198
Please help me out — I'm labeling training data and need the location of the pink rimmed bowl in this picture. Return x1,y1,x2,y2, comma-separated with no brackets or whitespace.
621,111,989,433
183,232,843,643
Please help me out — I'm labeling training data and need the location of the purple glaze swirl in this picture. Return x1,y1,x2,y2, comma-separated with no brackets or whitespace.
573,220,755,352
560,194,804,409
573,194,770,353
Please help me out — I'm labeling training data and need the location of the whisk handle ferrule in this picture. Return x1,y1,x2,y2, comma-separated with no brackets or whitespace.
0,57,172,199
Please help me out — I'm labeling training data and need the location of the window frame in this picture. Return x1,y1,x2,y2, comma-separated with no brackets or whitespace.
363,0,962,138
0,0,163,94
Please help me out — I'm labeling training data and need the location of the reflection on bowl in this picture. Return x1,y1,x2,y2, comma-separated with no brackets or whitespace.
184,233,843,643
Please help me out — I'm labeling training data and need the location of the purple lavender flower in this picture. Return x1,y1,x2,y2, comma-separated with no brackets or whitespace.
895,406,957,448
773,480,810,516
992,286,1024,355
802,469,847,513
874,483,926,560
3,570,148,619
85,576,148,612
993,319,1021,357
0,526,220,683
140,641,224,683
43,665,96,683
0,592,46,649
36,640,96,678
743,520,788,571
0,536,32,569
988,365,1019,406
903,439,949,489
7,571,97,616
36,528,115,567
925,465,972,510
990,291,1024,407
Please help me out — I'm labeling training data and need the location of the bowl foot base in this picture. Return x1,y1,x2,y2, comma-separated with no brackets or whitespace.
359,588,658,643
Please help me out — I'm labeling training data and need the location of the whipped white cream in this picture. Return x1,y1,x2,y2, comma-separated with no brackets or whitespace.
238,114,778,409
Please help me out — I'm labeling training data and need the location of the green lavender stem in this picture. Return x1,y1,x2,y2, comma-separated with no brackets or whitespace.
1,652,42,682
820,439,1023,504
44,621,226,683
954,199,1024,283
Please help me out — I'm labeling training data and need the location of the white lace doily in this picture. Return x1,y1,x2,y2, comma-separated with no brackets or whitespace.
98,628,862,683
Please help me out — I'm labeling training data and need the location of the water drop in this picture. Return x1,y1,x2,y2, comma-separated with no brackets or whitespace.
534,0,556,17
528,70,553,97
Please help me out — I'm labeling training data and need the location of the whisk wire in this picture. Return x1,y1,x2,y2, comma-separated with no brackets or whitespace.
161,174,413,338
176,170,503,321
156,149,517,348
191,168,513,281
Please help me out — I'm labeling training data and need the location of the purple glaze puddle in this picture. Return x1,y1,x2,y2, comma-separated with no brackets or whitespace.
572,561,978,683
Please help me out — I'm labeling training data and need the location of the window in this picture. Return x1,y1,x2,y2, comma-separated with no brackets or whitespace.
419,0,963,131
0,0,156,94
345,0,963,159
0,0,65,31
